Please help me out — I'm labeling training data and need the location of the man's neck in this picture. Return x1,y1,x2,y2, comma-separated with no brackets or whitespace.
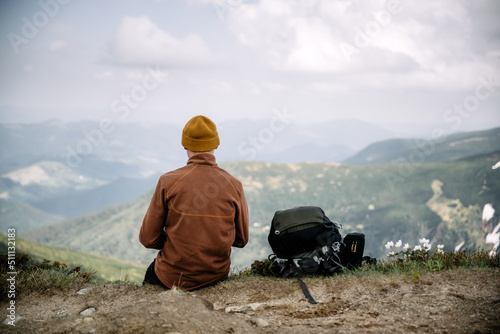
186,149,215,158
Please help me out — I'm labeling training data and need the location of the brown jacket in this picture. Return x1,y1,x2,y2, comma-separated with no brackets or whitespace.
139,153,249,290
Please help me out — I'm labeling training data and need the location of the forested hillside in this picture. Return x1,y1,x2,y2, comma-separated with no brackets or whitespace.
344,127,500,164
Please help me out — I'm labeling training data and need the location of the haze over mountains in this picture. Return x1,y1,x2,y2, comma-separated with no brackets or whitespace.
1,119,499,271
0,118,400,220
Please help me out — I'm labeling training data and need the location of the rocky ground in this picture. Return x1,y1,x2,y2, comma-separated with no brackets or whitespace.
2,268,499,333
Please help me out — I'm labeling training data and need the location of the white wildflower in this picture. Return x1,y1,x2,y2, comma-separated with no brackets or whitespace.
395,240,402,248
385,241,394,249
388,251,395,257
437,249,444,254
437,244,444,250
419,238,430,245
414,245,422,251
403,243,410,251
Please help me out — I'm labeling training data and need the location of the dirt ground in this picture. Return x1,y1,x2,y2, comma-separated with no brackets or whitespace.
2,268,499,333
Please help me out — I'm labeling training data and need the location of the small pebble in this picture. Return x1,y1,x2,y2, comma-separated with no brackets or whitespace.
80,308,96,316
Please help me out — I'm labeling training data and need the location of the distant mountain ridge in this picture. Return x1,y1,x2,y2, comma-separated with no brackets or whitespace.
0,199,63,232
32,175,158,217
344,127,500,164
0,118,399,176
22,190,158,266
216,118,395,163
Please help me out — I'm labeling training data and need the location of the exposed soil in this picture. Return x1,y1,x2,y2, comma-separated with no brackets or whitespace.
2,268,499,333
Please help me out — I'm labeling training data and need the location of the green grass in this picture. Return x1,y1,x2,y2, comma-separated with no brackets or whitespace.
1,242,498,298
0,252,95,297
248,247,500,279
0,232,147,284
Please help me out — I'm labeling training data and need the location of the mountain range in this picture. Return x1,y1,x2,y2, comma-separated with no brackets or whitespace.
345,127,500,164
1,120,499,270
19,141,500,269
21,151,500,269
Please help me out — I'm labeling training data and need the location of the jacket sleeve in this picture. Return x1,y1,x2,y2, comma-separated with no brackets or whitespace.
232,182,249,248
139,176,167,250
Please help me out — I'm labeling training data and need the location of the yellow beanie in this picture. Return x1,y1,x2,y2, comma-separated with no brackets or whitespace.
182,115,220,151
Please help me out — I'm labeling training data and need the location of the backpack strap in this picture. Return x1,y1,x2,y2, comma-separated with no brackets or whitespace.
317,244,344,275
297,278,317,304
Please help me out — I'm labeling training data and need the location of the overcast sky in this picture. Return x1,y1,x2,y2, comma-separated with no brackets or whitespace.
0,0,499,130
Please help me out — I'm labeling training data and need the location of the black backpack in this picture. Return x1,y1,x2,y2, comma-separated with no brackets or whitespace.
268,206,344,278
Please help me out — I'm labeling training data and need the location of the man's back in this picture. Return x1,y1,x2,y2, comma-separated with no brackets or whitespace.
139,152,249,290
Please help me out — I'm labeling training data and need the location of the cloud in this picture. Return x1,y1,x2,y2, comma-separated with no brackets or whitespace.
108,15,218,67
305,82,351,95
22,63,34,73
49,40,69,52
93,70,114,80
211,80,234,93
262,82,287,91
223,0,499,89
226,0,392,72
